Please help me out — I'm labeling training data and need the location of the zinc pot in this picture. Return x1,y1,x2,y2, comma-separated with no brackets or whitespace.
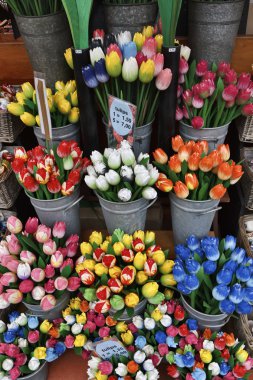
18,362,48,380
181,296,230,331
169,192,221,245
23,293,70,320
26,186,83,237
104,1,158,35
109,299,147,323
179,120,230,152
95,192,157,234
188,0,244,64
14,11,73,89
33,123,81,147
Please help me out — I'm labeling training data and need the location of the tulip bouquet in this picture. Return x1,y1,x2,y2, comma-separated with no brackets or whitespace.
82,27,172,127
153,136,243,201
85,142,158,202
7,81,80,128
177,59,253,129
11,142,89,200
173,234,253,315
76,229,174,317
0,311,66,380
0,216,81,311
167,328,253,380
5,0,63,16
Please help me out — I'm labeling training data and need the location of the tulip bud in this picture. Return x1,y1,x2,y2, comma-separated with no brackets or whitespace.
16,91,26,105
142,187,157,200
144,258,157,276
6,289,23,304
7,102,25,116
40,294,56,311
53,221,66,239
96,175,109,192
139,60,155,83
57,99,71,115
50,251,64,268
142,282,159,298
94,300,111,314
108,150,121,169
64,48,74,69
20,112,36,127
17,263,31,280
110,295,125,310
21,82,34,98
96,285,111,300
54,276,68,291
105,170,120,186
7,216,23,234
122,58,138,82
80,268,95,285
105,51,122,78
108,278,123,293
68,107,80,124
32,286,45,301
133,252,146,270
118,188,132,202
121,265,136,285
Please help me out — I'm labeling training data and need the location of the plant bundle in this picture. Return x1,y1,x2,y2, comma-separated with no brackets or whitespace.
153,135,243,201
7,81,79,128
103,0,156,3
82,27,172,127
177,59,253,129
158,0,182,47
0,216,82,311
5,0,63,16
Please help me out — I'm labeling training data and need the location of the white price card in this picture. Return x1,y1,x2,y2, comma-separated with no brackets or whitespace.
34,71,52,141
92,337,129,360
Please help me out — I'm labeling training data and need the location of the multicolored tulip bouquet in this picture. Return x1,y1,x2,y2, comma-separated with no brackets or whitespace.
11,142,89,199
176,60,253,129
7,81,79,128
173,234,253,316
153,136,243,200
82,27,172,127
0,217,81,311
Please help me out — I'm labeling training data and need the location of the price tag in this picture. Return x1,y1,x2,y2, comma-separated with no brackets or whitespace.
92,337,129,360
34,71,52,141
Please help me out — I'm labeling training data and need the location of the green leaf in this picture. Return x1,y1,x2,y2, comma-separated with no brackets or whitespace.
61,265,72,278
188,60,197,88
101,274,109,286
74,347,83,356
219,238,225,253
181,160,188,177
111,229,124,244
197,182,209,201
212,62,218,72
167,167,179,183
124,182,133,191
126,307,134,317
120,355,129,364
20,365,33,375
38,257,46,269
0,264,9,274
203,274,213,290
112,309,124,319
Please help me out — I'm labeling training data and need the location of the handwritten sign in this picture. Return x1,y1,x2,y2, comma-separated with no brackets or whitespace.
34,71,52,141
92,337,129,360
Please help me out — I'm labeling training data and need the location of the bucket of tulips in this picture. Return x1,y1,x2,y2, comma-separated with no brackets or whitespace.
76,229,175,321
173,234,253,329
83,28,172,157
0,216,81,319
177,59,253,152
84,141,158,234
7,81,81,147
153,135,243,244
11,142,89,236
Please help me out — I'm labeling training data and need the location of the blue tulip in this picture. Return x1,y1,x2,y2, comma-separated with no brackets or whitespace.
247,277,253,287
236,300,253,315
94,337,102,342
236,266,251,282
46,348,58,362
186,235,200,251
175,245,191,261
54,342,66,356
224,235,237,251
184,274,199,291
219,299,235,314
82,65,99,88
155,331,167,344
243,287,253,302
201,236,219,248
173,262,186,282
174,353,185,368
220,362,231,376
135,335,147,349
203,260,217,275
186,319,198,331
192,368,206,380
166,336,178,348
17,327,25,338
94,59,109,83
7,322,19,332
177,283,191,295
212,284,230,301
231,247,246,264
223,260,238,272
229,283,243,304
8,311,20,323
217,269,233,285
123,42,137,59
202,244,220,261
27,316,39,329
3,331,16,343
185,259,200,274
182,352,195,368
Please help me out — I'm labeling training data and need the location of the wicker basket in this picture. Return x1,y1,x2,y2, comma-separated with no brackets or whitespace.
240,315,253,353
237,116,253,143
0,110,24,143
238,214,253,258
240,147,253,210
0,209,17,241
0,166,20,209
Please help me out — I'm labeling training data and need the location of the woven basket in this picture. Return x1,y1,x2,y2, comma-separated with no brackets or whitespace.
238,214,253,258
240,315,253,353
0,166,20,209
0,209,16,241
237,116,253,143
240,147,253,210
0,110,24,143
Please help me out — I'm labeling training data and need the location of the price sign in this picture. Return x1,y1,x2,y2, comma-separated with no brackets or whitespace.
92,337,129,360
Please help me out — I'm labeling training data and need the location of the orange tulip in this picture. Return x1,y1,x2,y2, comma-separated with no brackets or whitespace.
230,164,244,184
156,176,173,192
185,140,195,153
124,377,133,380
198,140,209,155
127,361,139,374
153,148,168,164
209,150,222,168
106,316,117,327
192,142,204,155
49,327,60,338
169,155,182,173
217,144,230,161
174,181,189,199
178,145,191,162
199,156,213,172
194,362,205,370
224,332,236,347
80,300,90,313
209,184,226,199
202,328,212,339
185,173,199,190
188,152,201,171
172,135,184,152
217,162,233,180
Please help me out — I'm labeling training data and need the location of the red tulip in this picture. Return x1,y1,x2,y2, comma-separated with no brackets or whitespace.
93,29,105,42
11,158,25,174
191,116,204,129
57,141,71,158
47,177,61,194
236,89,251,105
217,61,230,77
196,60,208,76
144,258,157,276
96,285,111,300
32,146,45,161
80,269,95,285
192,95,204,109
93,248,105,262
132,238,145,252
94,300,110,314
61,180,75,196
242,103,253,117
121,249,134,263
198,81,210,99
35,168,50,185
203,71,216,81
25,217,38,234
27,158,37,174
67,276,81,291
182,89,193,106
120,266,136,285
224,69,237,85
24,176,39,192
222,85,238,102
68,169,81,185
237,72,251,90
18,168,30,184
14,147,27,162
107,44,123,62
108,278,123,293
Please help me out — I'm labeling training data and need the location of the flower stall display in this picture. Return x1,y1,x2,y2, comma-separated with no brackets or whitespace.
84,142,158,233
153,136,243,243
173,234,253,329
0,217,81,317
177,60,253,151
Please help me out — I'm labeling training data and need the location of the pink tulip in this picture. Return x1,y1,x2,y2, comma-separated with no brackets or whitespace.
158,343,169,356
217,61,230,77
203,71,216,81
242,104,253,116
198,81,210,99
31,268,45,282
14,353,27,366
182,105,189,119
35,225,51,243
224,372,236,380
64,335,75,349
191,116,204,129
66,243,78,258
98,361,113,376
46,337,58,348
152,53,164,77
178,73,185,84
60,258,74,273
43,239,57,256
27,330,39,344
20,250,36,265
40,294,56,311
67,276,81,291
58,247,68,258
0,294,10,309
226,100,235,108
50,251,64,268
98,326,110,338
32,286,45,301
0,272,17,286
19,279,34,293
192,96,204,109
196,60,208,76
176,106,183,121
6,235,21,255
136,51,147,67
0,284,3,294
179,57,189,75
54,276,68,291
9,367,21,380
242,357,253,370
25,217,38,234
76,255,85,265
66,234,79,246
45,264,55,278
0,242,9,258
183,89,193,106
237,72,251,90
6,289,23,304
94,314,105,327
155,68,172,91
142,37,157,59
222,84,238,102
44,279,55,294
236,89,251,105
1,254,13,267
224,69,237,85
177,85,183,98
83,321,96,333
106,43,122,61
7,216,23,234
5,258,19,273
52,221,66,239
202,79,215,96
186,374,194,380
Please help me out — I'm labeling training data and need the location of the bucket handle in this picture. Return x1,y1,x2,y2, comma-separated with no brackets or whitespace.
63,195,84,214
101,197,157,215
172,201,222,215
199,136,219,143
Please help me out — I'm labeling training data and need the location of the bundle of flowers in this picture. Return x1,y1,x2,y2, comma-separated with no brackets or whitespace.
0,311,66,379
177,59,253,128
76,229,175,317
7,81,80,128
0,216,81,310
0,84,17,111
11,142,89,199
153,136,243,200
167,328,253,380
83,27,172,127
85,141,158,202
173,234,253,315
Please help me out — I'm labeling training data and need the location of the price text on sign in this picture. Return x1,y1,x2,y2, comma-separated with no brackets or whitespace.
93,337,129,360
110,97,135,136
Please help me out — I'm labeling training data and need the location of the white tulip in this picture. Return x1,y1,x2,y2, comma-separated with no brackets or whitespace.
105,170,120,186
121,147,136,166
86,165,97,177
180,45,191,61
85,175,97,190
90,150,104,165
147,369,160,380
17,262,31,280
84,340,94,351
134,350,146,364
120,140,132,150
203,340,215,352
160,314,172,327
142,345,155,356
144,318,155,330
0,242,9,257
64,315,76,325
138,153,149,163
0,295,10,309
71,323,83,335
7,322,18,332
117,31,131,47
118,189,132,202
2,376,10,380
120,165,134,181
108,150,121,169
148,166,159,185
28,357,40,372
158,303,167,314
18,338,28,348
208,362,220,376
88,301,96,310
104,148,114,159
0,372,4,380
96,176,109,191
143,360,154,372
31,286,45,301
2,359,13,371
89,47,105,66
0,321,6,333
16,313,28,326
135,172,150,187
136,371,147,380
142,187,157,200
134,164,148,175
132,315,144,329
122,58,138,83
94,162,106,175
87,367,96,380
115,363,128,377
88,356,101,370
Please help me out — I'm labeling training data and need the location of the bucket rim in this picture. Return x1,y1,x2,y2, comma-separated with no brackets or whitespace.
169,191,219,204
95,191,147,206
34,123,78,132
190,0,243,4
14,10,65,19
25,185,80,204
179,120,230,131
103,0,157,7
181,295,228,319
23,292,69,309
18,361,47,379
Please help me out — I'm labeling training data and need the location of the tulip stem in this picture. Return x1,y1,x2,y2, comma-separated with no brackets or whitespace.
139,82,151,126
94,88,108,120
136,83,145,127
146,91,159,124
214,101,225,128
115,78,120,99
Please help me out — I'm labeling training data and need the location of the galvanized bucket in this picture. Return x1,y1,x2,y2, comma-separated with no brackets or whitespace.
95,192,157,234
33,123,81,147
169,192,221,245
26,187,83,237
104,1,158,35
188,0,244,64
179,121,230,152
23,292,70,321
181,296,230,331
14,11,73,89
18,362,48,380
109,299,147,323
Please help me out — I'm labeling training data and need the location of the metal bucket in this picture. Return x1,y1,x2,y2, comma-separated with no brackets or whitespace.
169,192,221,245
188,0,244,64
23,293,70,321
96,192,157,235
179,121,230,152
181,296,229,331
14,11,73,89
26,187,83,237
18,362,48,380
33,123,81,147
109,299,147,323
104,2,158,35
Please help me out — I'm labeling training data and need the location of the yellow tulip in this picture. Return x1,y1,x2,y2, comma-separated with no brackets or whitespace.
40,320,53,334
16,92,26,105
100,240,109,253
46,88,52,97
133,252,146,270
139,60,155,83
142,281,158,298
105,51,122,77
144,231,155,245
236,348,249,363
80,242,93,255
21,82,34,98
83,259,96,271
70,297,81,310
70,90,78,106
74,334,87,347
133,230,145,241
161,274,177,287
62,307,72,317
155,34,163,53
75,263,86,274
32,90,37,104
125,293,139,308
89,231,103,245
122,234,133,248
133,32,146,51
76,313,87,324
35,115,40,127
55,81,65,92
113,242,125,256
7,102,24,116
54,91,65,105
121,330,134,345
65,80,76,95
136,271,148,285
96,372,108,380
33,347,47,360
164,289,174,300
159,260,174,274
48,95,55,112
95,263,108,277
68,107,80,124
57,99,71,115
64,48,74,70
200,349,212,364
116,321,128,333
109,266,121,278
20,112,36,127
142,25,154,38
152,251,166,266
151,308,163,321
